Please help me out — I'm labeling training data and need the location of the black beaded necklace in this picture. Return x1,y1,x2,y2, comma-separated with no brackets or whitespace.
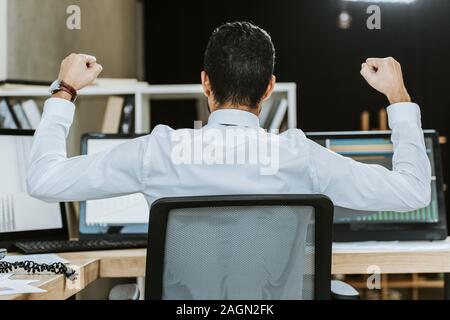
0,260,77,280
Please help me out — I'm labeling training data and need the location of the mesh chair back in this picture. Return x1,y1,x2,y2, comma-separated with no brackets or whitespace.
145,195,333,300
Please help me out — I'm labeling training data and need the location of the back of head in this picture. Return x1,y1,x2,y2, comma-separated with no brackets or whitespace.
204,21,276,109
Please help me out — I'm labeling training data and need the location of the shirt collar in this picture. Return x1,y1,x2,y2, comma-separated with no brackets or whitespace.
207,109,260,128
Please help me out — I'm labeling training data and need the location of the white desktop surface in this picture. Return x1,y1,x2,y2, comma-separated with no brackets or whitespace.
333,238,450,253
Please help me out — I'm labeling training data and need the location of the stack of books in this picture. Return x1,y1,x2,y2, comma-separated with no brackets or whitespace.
0,99,41,129
102,96,135,134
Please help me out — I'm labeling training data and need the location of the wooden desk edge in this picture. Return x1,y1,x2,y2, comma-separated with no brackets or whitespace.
63,248,450,276
1,258,99,300
5,242,450,299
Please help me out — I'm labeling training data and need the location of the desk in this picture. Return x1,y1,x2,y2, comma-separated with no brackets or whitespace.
2,238,450,300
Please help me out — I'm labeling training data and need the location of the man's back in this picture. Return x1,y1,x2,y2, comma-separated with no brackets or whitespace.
27,101,430,214
144,111,315,204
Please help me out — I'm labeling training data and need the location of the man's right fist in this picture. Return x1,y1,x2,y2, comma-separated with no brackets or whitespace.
360,57,411,104
58,53,103,91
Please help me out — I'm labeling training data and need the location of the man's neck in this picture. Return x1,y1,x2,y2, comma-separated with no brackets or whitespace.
213,104,260,116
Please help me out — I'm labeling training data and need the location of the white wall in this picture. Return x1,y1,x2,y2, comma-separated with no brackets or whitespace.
0,0,7,81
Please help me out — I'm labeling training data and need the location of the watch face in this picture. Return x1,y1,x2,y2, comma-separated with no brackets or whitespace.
49,80,62,94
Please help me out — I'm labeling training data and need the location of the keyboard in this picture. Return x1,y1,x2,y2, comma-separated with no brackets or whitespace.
13,238,147,254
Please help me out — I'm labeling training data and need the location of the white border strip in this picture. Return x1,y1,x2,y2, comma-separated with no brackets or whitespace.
0,0,7,81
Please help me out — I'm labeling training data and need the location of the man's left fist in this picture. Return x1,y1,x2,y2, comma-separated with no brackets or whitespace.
58,53,103,91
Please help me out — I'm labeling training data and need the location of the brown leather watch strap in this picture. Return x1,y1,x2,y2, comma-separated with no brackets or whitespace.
58,81,78,102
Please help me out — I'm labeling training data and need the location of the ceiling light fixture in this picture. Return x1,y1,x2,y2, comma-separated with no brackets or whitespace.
342,0,415,3
337,11,352,29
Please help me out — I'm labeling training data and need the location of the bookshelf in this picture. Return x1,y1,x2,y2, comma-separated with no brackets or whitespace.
0,82,298,133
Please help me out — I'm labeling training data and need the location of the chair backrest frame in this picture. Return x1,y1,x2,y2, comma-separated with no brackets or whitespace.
145,194,334,300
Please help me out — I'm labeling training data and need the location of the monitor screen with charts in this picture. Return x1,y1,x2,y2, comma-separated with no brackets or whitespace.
306,130,447,241
79,133,149,236
0,130,67,247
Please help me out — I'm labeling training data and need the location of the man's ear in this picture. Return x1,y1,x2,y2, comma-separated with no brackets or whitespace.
261,75,276,102
201,71,212,97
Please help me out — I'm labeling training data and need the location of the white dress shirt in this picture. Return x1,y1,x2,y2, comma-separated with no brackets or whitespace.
27,98,431,212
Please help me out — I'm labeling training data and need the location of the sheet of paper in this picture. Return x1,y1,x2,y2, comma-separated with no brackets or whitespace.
0,273,12,282
2,253,68,264
0,277,46,296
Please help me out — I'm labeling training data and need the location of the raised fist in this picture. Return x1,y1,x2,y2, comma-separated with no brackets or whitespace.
360,57,411,104
58,53,103,91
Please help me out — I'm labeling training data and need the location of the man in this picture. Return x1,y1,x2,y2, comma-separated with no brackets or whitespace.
27,21,431,213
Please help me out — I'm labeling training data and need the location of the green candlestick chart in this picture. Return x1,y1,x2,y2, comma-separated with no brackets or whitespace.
355,200,438,223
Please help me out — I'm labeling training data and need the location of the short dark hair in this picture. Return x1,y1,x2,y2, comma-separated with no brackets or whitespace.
204,21,275,109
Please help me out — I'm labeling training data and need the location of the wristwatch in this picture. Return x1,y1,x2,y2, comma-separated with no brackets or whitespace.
49,80,78,102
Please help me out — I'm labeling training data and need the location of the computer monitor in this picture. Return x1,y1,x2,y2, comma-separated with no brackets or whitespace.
79,133,149,238
306,130,447,242
0,130,68,248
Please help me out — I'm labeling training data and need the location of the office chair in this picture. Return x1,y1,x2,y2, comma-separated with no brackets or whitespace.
137,194,358,300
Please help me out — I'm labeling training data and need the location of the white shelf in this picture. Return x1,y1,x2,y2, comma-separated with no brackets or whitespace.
0,83,295,96
0,84,148,97
0,82,297,133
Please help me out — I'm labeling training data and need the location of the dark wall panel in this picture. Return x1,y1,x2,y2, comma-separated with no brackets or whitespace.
145,0,450,223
